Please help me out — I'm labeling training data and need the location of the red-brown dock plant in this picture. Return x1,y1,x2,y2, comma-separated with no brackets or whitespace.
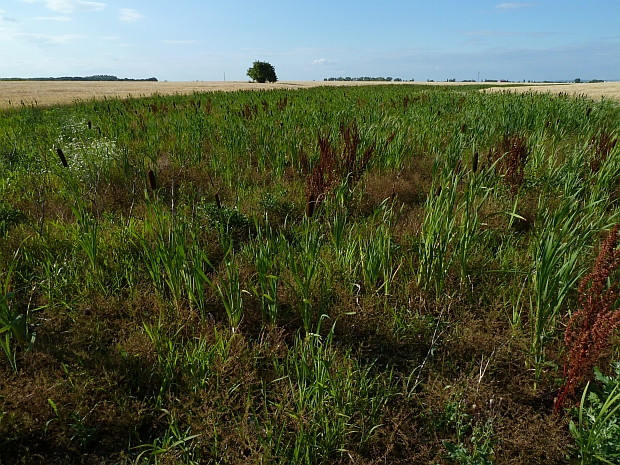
340,121,375,188
304,121,375,217
555,225,620,414
304,133,337,217
490,134,529,195
589,126,617,174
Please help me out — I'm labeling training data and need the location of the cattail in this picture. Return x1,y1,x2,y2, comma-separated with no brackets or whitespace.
87,120,92,130
56,148,68,167
461,123,467,133
544,120,550,129
586,107,592,117
472,151,479,173
306,192,316,218
390,185,396,204
147,169,157,190
435,186,442,197
215,193,222,209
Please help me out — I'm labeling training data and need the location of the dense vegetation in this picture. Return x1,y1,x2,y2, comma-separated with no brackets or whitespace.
1,84,620,464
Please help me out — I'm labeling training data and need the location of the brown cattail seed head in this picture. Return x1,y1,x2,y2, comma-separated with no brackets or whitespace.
215,193,222,209
473,151,479,173
306,192,316,218
56,148,68,167
147,169,157,190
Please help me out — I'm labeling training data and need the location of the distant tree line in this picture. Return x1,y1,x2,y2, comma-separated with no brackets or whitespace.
0,75,158,82
324,77,409,82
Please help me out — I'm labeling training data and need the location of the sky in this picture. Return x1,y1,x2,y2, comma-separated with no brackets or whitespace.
0,1,619,82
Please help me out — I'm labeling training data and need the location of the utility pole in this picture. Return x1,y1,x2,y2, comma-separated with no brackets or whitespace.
224,72,226,82
478,71,480,82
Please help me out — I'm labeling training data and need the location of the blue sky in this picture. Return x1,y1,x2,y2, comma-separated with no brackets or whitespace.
0,1,619,81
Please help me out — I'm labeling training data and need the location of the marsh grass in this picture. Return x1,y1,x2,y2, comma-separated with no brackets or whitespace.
1,84,620,464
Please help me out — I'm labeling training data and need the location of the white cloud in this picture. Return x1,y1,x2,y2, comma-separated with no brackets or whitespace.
26,0,106,13
312,58,338,65
119,9,143,22
164,39,197,44
32,16,73,21
495,3,535,10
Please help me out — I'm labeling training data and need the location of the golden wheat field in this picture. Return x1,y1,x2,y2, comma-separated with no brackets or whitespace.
1,79,618,108
0,80,408,108
485,81,620,101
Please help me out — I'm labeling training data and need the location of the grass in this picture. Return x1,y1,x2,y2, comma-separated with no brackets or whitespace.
1,83,620,464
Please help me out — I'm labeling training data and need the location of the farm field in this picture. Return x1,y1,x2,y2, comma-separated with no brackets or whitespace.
1,83,620,464
3,80,619,109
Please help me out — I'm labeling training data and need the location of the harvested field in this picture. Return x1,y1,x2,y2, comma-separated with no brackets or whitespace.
2,79,618,108
486,81,620,101
0,80,410,108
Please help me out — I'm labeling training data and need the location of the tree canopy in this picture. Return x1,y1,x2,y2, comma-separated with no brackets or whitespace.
247,61,277,83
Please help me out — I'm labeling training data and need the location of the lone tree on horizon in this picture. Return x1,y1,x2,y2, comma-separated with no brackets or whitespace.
247,61,277,83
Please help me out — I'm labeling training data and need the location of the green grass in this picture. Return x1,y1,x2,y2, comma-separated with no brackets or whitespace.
1,84,619,463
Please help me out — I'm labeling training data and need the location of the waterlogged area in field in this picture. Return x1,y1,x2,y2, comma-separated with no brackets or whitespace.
1,84,620,463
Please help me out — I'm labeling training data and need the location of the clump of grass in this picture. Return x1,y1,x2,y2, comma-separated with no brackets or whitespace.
0,250,36,372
